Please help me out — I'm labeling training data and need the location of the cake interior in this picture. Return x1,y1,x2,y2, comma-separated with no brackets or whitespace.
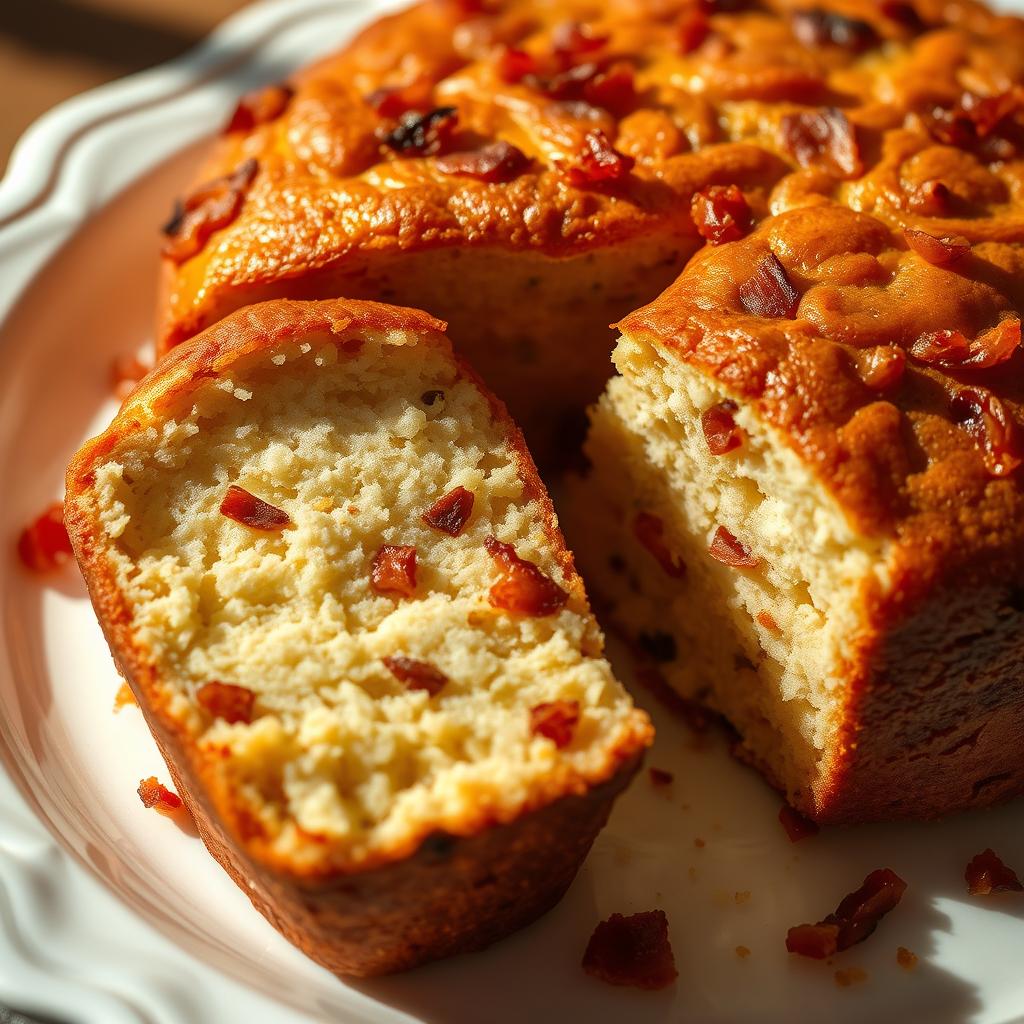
564,329,892,809
87,328,648,869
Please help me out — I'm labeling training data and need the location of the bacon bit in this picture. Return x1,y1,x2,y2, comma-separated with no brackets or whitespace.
224,84,294,133
422,486,475,535
581,62,636,116
435,141,530,182
421,388,445,406
881,0,926,31
365,78,435,118
701,399,744,454
219,485,290,531
926,90,1022,151
562,130,635,188
137,777,183,815
582,910,678,990
965,848,1024,895
111,353,151,400
649,767,674,786
950,388,1023,477
857,345,906,391
736,945,751,959
791,9,878,51
709,526,759,568
196,681,255,725
738,252,799,319
897,946,919,970
380,106,458,156
786,868,907,959
530,699,580,748
757,610,781,634
383,655,448,696
903,228,970,266
907,178,952,216
162,159,258,263
371,544,418,597
484,535,569,616
779,804,820,842
678,7,711,52
913,319,1020,370
114,682,137,711
691,185,752,245
551,20,609,59
633,512,687,579
835,967,868,987
17,502,73,573
497,46,540,83
779,108,861,178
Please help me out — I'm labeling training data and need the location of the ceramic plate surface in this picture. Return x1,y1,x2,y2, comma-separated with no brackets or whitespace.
2,2,1024,1022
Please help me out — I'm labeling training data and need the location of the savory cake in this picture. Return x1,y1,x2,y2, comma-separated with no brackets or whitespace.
64,298,652,975
568,200,1024,824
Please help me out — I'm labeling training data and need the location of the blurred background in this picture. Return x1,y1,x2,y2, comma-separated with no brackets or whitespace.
0,0,250,172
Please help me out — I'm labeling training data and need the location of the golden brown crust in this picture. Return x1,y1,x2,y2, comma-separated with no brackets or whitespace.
65,297,649,973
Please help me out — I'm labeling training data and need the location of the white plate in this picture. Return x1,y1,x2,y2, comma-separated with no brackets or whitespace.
2,2,1024,1022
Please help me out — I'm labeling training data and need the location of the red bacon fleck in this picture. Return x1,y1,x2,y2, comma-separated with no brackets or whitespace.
649,767,674,786
380,106,458,156
551,20,609,59
365,78,435,118
383,656,448,696
162,159,258,263
422,486,476,535
912,319,1020,370
484,535,569,616
779,107,861,178
677,7,711,52
435,141,530,182
701,400,744,454
950,388,1023,477
219,485,290,531
965,848,1024,895
530,699,580,748
692,185,752,245
907,178,952,216
137,777,184,815
633,512,687,579
791,9,878,51
903,228,970,266
779,804,820,842
582,910,678,990
197,681,255,725
709,526,759,568
371,544,418,597
738,252,800,319
786,868,907,959
497,46,540,83
562,130,635,187
224,84,294,133
17,502,74,573
857,345,906,391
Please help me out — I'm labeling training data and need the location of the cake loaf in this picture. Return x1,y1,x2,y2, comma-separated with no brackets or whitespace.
65,298,651,975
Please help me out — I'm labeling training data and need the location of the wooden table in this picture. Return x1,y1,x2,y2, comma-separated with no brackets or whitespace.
0,0,250,172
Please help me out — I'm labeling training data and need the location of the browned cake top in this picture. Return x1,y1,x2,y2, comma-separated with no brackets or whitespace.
161,0,1024,600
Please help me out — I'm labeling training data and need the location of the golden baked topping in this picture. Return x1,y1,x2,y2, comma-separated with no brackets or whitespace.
162,159,257,264
738,253,799,320
709,526,759,568
484,535,569,615
787,869,906,959
224,84,294,133
530,699,579,747
18,502,73,573
692,185,752,245
965,848,1023,895
383,655,449,696
137,776,184,815
196,681,256,724
633,512,686,578
582,910,677,990
422,486,475,535
370,544,419,597
219,484,291,531
701,399,744,454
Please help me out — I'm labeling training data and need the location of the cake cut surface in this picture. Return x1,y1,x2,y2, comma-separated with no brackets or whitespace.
65,299,651,973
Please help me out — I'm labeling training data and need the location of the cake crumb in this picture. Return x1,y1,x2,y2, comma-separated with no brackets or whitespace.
834,967,868,988
311,496,334,512
649,767,674,787
735,945,751,959
896,946,918,970
694,837,706,848
734,890,751,905
114,682,137,711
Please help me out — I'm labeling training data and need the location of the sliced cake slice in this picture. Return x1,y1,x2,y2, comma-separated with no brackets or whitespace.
65,298,652,976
